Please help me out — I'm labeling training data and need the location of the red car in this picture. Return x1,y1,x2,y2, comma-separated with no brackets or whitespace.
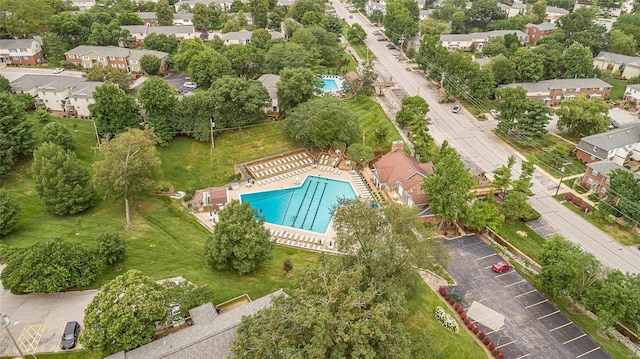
492,261,513,273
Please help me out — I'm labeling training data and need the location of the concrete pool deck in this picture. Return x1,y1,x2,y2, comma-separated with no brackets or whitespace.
194,166,373,253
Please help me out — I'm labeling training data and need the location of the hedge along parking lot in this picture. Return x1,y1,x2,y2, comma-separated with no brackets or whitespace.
444,235,611,359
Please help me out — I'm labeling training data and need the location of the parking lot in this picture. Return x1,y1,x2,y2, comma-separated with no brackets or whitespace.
445,235,610,359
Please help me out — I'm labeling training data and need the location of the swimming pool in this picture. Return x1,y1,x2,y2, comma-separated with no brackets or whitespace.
240,176,357,234
319,79,340,92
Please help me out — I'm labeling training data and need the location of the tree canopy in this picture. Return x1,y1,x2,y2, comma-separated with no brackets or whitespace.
0,190,21,237
143,33,179,53
41,121,75,152
209,76,270,129
0,92,35,177
187,47,234,87
607,169,640,227
276,67,319,111
137,77,178,143
85,64,134,91
555,95,612,137
89,82,140,137
283,97,361,149
204,200,273,274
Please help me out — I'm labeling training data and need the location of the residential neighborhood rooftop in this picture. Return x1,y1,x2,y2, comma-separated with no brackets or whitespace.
500,78,612,93
257,74,280,100
587,160,640,179
577,124,640,155
10,75,86,92
594,51,640,67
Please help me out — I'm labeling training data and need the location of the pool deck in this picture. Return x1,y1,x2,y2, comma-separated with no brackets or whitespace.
195,165,373,253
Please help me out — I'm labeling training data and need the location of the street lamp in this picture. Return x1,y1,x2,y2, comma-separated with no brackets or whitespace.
1,314,24,358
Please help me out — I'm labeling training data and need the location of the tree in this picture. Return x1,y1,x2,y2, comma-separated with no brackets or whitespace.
481,38,507,57
0,0,53,38
264,42,309,74
117,10,144,25
137,77,177,143
607,169,640,226
209,76,270,129
96,232,126,266
174,92,216,141
612,13,640,51
143,33,179,53
162,281,214,318
224,44,265,79
283,97,362,149
0,238,101,294
187,48,233,87
276,67,318,111
487,55,516,85
468,68,496,104
0,75,11,93
250,0,269,28
89,82,140,137
87,21,130,46
464,0,504,31
204,200,273,274
250,28,273,50
495,86,527,135
395,95,430,128
85,64,134,91
81,270,167,356
532,0,546,23
422,141,477,223
346,23,367,43
562,43,594,78
0,190,21,237
32,143,95,215
492,155,515,195
140,54,162,75
40,122,75,153
511,99,549,147
606,29,637,56
556,7,606,54
155,0,174,26
450,10,466,34
501,190,529,221
512,159,535,195
93,129,161,228
0,92,35,177
384,1,419,44
420,17,450,36
465,199,504,230
584,271,640,329
173,38,206,72
347,143,374,165
555,95,612,137
192,2,222,30
511,48,544,82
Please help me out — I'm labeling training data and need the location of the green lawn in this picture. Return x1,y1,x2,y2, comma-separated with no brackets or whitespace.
349,41,377,62
492,220,547,264
603,77,628,101
345,95,404,152
561,202,640,246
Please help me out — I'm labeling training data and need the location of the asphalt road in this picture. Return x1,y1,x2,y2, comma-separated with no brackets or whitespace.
333,1,640,274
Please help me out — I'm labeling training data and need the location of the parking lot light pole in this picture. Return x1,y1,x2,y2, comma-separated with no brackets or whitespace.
1,314,24,358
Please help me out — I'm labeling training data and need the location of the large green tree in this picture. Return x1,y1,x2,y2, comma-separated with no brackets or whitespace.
89,82,140,137
81,270,167,356
562,42,594,78
87,21,130,47
611,12,640,51
464,0,504,31
511,99,549,147
85,65,134,91
173,38,207,71
249,0,269,28
422,141,477,223
41,121,75,152
143,33,179,53
224,44,265,79
487,55,516,85
383,0,419,44
584,270,640,329
0,75,11,93
0,190,21,237
606,29,637,56
137,77,177,143
174,92,216,141
140,54,162,76
0,238,101,294
155,0,174,26
511,48,544,82
192,2,222,30
0,92,35,177
555,95,612,137
93,129,161,228
0,0,53,38
209,76,270,129
495,86,527,135
276,67,318,111
32,143,95,215
187,48,234,87
492,155,515,195
264,42,309,74
204,200,273,274
96,232,127,266
466,199,504,230
395,95,430,129
283,97,362,148
607,169,640,227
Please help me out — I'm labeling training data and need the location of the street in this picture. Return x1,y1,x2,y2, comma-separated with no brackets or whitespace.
333,1,640,274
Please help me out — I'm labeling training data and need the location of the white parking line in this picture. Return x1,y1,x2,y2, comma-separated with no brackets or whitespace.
550,322,573,332
484,265,493,269
496,340,517,349
516,354,531,359
476,253,499,261
504,279,527,288
563,333,586,345
485,327,505,335
495,271,516,278
515,289,537,298
537,310,560,320
576,346,602,358
525,299,548,309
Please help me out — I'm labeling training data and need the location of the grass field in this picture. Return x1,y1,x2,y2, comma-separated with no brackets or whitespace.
603,78,628,101
349,41,377,62
561,201,640,246
492,220,547,264
345,95,404,152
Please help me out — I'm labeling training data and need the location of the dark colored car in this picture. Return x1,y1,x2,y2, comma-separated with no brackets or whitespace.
61,321,81,350
492,261,513,273
387,44,396,50
609,119,620,129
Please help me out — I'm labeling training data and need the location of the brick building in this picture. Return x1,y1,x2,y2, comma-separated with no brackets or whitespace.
0,37,45,65
499,78,612,106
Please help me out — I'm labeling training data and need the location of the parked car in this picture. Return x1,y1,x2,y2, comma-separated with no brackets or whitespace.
372,30,381,35
452,105,461,113
183,82,199,89
387,44,397,50
492,261,513,273
609,119,620,129
53,68,64,74
490,109,500,118
60,321,81,350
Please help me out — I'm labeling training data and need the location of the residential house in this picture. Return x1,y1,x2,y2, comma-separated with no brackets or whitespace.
575,124,640,165
371,141,435,215
580,160,640,198
121,25,196,47
499,2,527,18
10,75,89,115
0,37,45,65
71,0,96,11
574,0,622,17
623,84,640,108
277,0,295,6
105,290,284,359
64,45,169,73
365,0,387,16
499,78,612,105
65,81,102,117
440,30,529,51
217,30,284,45
524,22,556,44
545,6,569,22
135,12,158,26
174,0,234,11
135,12,194,26
257,74,281,114
173,12,194,26
593,52,640,80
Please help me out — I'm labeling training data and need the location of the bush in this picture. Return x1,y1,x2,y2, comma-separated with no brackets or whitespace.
467,322,474,330
439,286,447,296
571,196,582,205
445,293,452,300
460,313,467,320
463,318,471,325
521,203,542,221
472,327,480,334
0,190,21,237
488,343,496,351
479,332,486,340
580,204,591,213
563,193,573,201
457,307,464,314
449,298,455,305
453,303,460,310
96,232,126,266
492,349,500,357
434,306,459,333
483,337,490,345
497,355,505,359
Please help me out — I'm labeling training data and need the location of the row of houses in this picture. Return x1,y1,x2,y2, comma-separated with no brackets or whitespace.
499,78,613,106
64,46,169,73
0,38,45,66
119,25,285,47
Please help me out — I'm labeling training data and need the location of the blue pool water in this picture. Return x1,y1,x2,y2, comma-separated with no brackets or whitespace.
240,176,357,233
319,78,339,92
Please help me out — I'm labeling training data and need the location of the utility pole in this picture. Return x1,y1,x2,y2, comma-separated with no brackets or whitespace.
210,119,215,156
554,165,567,197
92,119,100,155
2,315,24,359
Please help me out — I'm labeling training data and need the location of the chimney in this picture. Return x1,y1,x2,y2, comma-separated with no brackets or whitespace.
391,140,404,152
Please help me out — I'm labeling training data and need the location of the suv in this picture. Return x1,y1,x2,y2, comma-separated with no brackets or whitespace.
61,321,81,350
452,105,461,113
183,81,199,89
491,261,513,273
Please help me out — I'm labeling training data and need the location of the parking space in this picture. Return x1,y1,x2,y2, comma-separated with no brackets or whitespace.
526,218,561,239
445,235,611,359
164,72,197,95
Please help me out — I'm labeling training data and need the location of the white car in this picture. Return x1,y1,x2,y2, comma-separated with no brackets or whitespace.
490,110,500,118
183,82,199,89
452,105,461,113
53,68,64,74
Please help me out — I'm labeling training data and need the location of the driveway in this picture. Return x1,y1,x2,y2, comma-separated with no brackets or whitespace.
0,264,98,356
445,236,611,359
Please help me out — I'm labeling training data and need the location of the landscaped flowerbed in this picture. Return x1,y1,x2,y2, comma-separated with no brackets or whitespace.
562,193,592,213
435,306,458,333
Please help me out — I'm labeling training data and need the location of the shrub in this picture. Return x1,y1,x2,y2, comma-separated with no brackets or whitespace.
488,343,496,351
467,322,474,330
460,313,467,320
439,287,447,296
445,293,451,300
563,193,573,201
479,332,486,340
571,196,582,205
96,232,127,266
497,354,505,359
434,306,459,333
453,303,460,310
483,337,490,345
580,204,591,213
0,190,21,237
457,307,464,314
463,318,471,325
449,298,455,305
492,349,500,357
472,327,480,334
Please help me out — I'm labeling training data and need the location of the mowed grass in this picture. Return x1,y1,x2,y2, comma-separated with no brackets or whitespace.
561,202,640,246
345,95,403,152
404,272,485,357
603,77,628,101
492,220,547,264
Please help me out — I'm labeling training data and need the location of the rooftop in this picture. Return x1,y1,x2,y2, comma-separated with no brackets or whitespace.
500,78,612,93
594,51,640,67
0,38,41,50
441,30,528,42
525,22,557,31
577,124,640,157
374,147,434,187
587,160,640,179
122,25,195,35
257,74,280,100
11,75,86,93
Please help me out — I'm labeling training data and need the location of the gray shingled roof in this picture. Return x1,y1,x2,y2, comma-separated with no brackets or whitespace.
500,78,612,93
221,29,252,41
441,30,528,43
128,48,169,60
525,22,556,31
594,51,640,68
546,6,569,14
0,38,40,50
173,13,193,19
122,25,195,35
627,84,640,92
10,75,86,92
70,81,102,97
576,125,640,159
106,289,285,359
587,160,640,179
135,12,156,19
65,45,130,58
258,74,280,100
